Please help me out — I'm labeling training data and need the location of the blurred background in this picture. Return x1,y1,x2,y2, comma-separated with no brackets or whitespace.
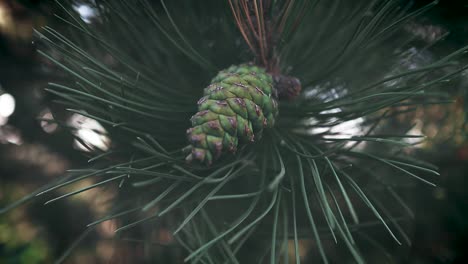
0,0,467,263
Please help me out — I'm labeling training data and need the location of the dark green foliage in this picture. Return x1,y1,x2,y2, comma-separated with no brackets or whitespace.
2,0,468,263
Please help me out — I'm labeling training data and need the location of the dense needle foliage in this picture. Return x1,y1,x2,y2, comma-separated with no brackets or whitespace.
2,0,468,263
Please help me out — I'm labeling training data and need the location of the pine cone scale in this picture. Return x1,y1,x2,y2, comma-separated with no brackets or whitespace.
186,64,278,165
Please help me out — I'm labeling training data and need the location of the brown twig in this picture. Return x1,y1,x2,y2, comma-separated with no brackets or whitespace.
228,0,256,54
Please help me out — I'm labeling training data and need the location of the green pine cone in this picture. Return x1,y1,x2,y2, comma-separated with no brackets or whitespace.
186,64,278,165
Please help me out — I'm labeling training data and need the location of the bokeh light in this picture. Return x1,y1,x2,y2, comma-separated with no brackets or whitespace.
67,113,111,152
0,93,15,118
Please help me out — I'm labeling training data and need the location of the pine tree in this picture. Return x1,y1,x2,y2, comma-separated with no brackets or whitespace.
2,0,468,263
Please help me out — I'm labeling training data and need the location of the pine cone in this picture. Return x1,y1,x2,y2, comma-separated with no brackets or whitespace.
186,64,278,165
